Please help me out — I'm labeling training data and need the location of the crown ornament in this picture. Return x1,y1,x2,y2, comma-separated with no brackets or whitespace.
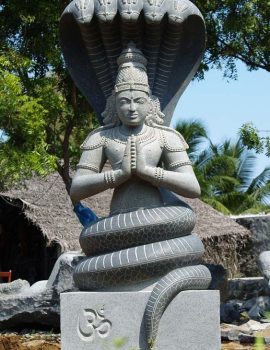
114,42,150,94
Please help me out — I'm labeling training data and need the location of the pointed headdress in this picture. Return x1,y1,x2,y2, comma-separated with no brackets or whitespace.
114,42,150,94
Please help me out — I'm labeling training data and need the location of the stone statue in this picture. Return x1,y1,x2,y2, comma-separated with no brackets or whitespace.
69,43,211,346
60,1,213,348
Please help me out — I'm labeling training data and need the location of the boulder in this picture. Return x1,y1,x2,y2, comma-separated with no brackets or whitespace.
247,296,270,321
221,320,270,343
220,302,241,323
0,289,60,330
0,280,30,296
46,251,83,293
235,215,270,275
259,251,270,282
207,264,227,301
0,252,83,330
227,277,269,300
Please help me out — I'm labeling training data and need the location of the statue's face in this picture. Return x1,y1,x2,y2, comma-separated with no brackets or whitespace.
115,90,151,127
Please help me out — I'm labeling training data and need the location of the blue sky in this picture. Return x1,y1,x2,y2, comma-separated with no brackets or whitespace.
172,61,270,177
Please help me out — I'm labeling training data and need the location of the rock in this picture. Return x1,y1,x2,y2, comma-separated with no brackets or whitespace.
238,333,256,344
220,302,241,323
0,252,83,330
265,336,270,345
0,280,30,296
207,264,228,302
221,321,270,345
20,340,60,350
258,329,270,344
0,289,60,330
247,297,270,321
236,215,270,253
46,251,83,293
259,251,270,281
0,334,60,350
245,319,270,332
227,330,240,342
221,328,240,342
29,281,47,294
227,277,269,300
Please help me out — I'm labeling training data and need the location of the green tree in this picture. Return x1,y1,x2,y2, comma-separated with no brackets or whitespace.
0,58,55,189
195,139,270,214
175,119,208,161
0,1,98,193
1,0,269,192
195,0,270,78
240,122,270,157
177,121,270,214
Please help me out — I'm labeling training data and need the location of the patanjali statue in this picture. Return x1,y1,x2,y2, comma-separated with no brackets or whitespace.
60,0,213,348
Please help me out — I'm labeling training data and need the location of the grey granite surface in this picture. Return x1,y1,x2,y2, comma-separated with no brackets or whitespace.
61,290,221,350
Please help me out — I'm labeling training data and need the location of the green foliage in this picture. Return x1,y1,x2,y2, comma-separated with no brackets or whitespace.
1,0,269,193
197,139,270,214
255,335,265,350
113,337,129,348
175,119,208,162
0,64,56,188
195,0,270,78
177,120,270,215
240,122,270,157
0,0,99,192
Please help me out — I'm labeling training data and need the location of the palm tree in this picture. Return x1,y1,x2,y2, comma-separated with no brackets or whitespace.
196,138,270,215
175,119,208,162
175,120,270,215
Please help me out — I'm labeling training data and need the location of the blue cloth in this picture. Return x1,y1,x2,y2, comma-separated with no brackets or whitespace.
73,202,99,228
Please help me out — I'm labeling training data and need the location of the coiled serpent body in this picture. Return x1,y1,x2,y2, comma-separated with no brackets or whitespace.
74,201,211,347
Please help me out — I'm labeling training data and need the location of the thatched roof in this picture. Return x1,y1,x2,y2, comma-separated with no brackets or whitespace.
0,172,250,252
184,197,250,239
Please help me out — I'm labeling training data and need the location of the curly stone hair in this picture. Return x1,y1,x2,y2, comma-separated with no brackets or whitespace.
102,92,165,126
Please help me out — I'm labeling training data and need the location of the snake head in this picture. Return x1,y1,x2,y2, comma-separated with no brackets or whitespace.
94,0,118,22
118,0,144,22
143,0,166,24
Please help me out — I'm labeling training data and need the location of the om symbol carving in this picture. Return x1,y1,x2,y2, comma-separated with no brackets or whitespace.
77,307,112,342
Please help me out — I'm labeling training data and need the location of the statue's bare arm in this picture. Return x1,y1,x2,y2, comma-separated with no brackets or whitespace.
135,140,200,198
70,140,132,204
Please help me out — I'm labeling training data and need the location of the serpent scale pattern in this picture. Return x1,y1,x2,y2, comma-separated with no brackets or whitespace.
74,203,212,348
144,265,211,346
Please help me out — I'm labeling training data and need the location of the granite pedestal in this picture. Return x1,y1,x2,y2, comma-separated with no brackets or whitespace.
61,290,221,350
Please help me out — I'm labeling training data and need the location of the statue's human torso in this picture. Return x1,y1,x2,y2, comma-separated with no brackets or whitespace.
105,126,164,213
104,125,162,169
80,124,189,213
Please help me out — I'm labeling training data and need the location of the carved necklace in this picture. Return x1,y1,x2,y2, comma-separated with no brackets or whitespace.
112,125,156,145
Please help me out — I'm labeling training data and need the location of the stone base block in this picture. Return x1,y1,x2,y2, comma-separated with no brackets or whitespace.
61,290,221,350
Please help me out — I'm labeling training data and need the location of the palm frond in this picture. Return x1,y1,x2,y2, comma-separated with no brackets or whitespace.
249,182,270,203
201,196,231,215
194,146,214,169
217,192,251,214
237,150,257,191
247,166,270,193
175,119,208,156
